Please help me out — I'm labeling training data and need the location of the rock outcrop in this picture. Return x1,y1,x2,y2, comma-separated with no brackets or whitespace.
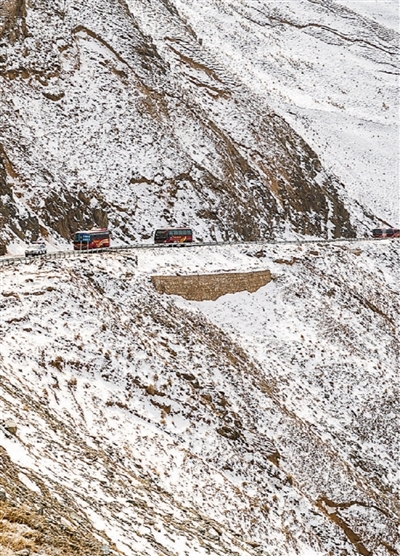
152,269,274,300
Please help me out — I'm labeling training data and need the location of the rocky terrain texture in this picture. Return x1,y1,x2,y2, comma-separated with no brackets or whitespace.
2,0,398,248
0,241,399,555
0,0,399,555
151,269,274,300
172,0,399,224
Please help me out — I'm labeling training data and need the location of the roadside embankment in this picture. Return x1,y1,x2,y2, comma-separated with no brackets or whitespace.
151,270,274,301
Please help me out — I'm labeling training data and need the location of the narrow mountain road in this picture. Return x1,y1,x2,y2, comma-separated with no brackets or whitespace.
0,237,391,270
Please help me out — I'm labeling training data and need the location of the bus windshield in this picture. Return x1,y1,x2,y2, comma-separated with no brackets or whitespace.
155,230,168,239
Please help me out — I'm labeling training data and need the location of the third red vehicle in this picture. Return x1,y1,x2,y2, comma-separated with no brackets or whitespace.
372,228,400,239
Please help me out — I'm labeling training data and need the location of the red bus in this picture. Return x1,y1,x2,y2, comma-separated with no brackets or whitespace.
72,229,111,250
372,228,400,239
154,228,193,244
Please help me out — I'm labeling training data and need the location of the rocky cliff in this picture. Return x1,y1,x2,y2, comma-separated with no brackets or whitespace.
2,0,395,247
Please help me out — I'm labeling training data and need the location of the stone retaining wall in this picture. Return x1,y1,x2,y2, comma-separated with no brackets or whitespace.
151,270,273,301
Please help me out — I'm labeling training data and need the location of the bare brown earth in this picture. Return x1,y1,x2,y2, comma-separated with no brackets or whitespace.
0,451,120,556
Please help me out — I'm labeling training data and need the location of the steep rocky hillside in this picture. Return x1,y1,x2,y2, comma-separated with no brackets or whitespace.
0,241,399,555
172,0,399,223
2,0,397,249
1,1,399,555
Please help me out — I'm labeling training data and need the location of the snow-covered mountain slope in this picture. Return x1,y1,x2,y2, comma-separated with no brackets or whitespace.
1,0,398,249
1,1,399,554
170,0,399,224
0,240,399,555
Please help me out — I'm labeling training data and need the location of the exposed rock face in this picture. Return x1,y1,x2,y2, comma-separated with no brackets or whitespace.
0,0,366,246
152,269,274,300
3,419,17,435
41,189,109,239
0,145,40,243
